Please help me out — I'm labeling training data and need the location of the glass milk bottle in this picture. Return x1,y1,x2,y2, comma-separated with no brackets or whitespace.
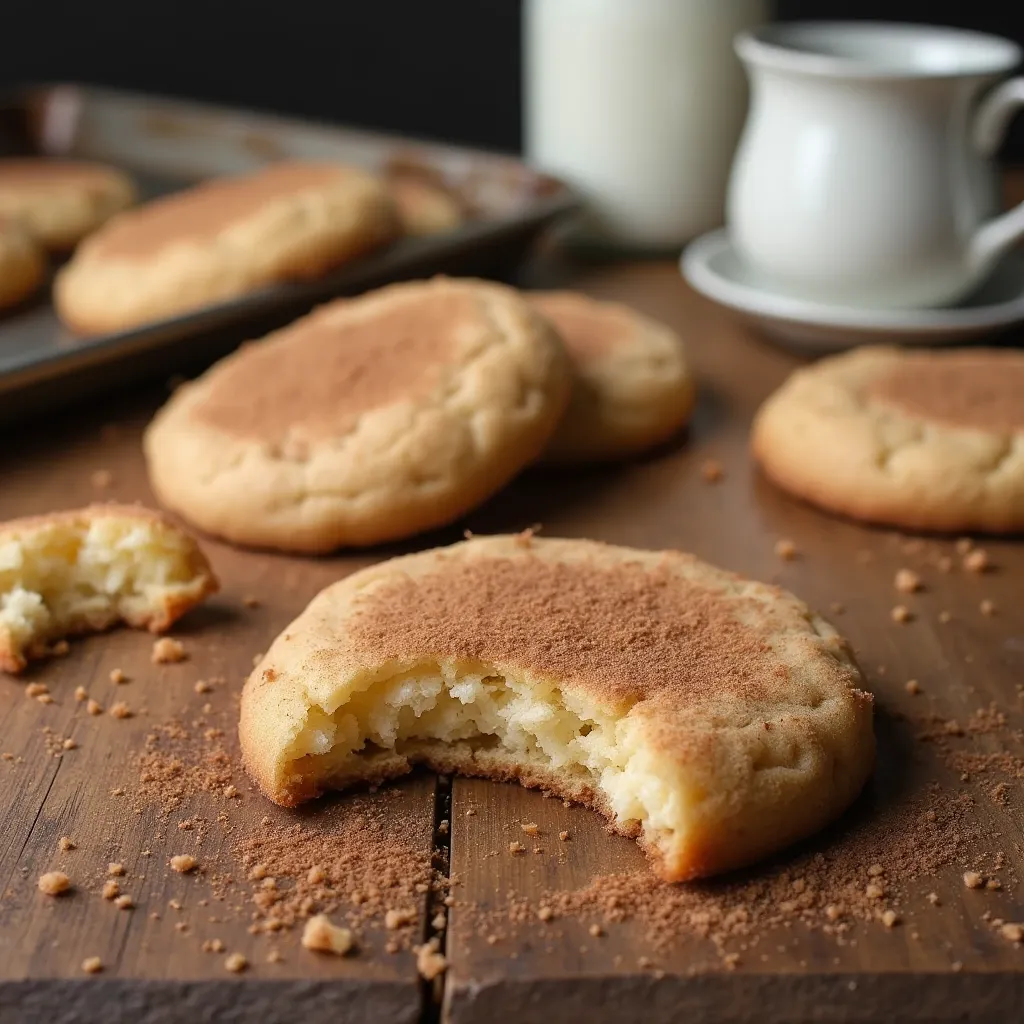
524,0,768,250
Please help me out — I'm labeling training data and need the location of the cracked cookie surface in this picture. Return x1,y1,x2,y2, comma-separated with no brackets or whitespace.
143,278,572,552
752,346,1024,533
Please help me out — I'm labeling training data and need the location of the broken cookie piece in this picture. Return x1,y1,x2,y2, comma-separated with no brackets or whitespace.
240,535,874,882
0,504,217,673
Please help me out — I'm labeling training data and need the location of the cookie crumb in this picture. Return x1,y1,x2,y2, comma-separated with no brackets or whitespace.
109,701,132,719
25,682,48,698
894,569,922,593
307,865,326,885
74,686,88,702
86,699,103,716
538,906,554,922
588,923,604,938
385,908,416,930
102,881,120,900
938,610,952,624
865,882,885,900
224,953,247,973
700,459,724,483
302,913,354,956
152,637,186,664
413,939,447,981
521,822,539,836
980,599,996,617
107,863,125,876
62,738,77,750
905,679,922,696
890,605,912,624
170,854,197,873
963,871,984,889
1000,923,1024,943
115,894,134,910
194,680,212,694
955,537,974,555
774,538,798,561
223,785,239,799
242,596,261,609
109,669,128,685
81,956,103,974
829,602,845,615
881,910,900,928
38,871,71,895
508,841,525,854
58,836,75,852
267,949,284,964
558,830,570,841
927,892,940,906
963,549,991,573
90,469,113,489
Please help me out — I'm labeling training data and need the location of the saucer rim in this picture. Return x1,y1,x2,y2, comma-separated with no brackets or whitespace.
681,229,1024,335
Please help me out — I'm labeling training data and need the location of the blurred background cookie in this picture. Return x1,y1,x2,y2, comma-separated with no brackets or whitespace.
54,160,400,335
753,346,1024,533
143,276,572,552
529,291,696,463
0,159,136,250
0,217,45,312
387,172,464,236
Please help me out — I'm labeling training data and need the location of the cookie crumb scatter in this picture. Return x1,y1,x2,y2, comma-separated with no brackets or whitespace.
302,913,354,956
881,910,900,928
589,923,604,938
267,949,284,963
559,830,570,841
62,738,77,750
110,669,127,685
74,686,88,702
223,785,239,799
865,882,885,900
963,871,984,890
90,469,113,489
521,822,539,836
194,679,212,694
152,638,186,664
905,680,922,696
980,599,996,617
36,693,54,705
81,957,103,974
25,683,48,698
108,863,125,876
86,699,103,716
58,836,75,852
109,701,133,719
413,939,447,980
700,459,724,483
963,549,991,573
115,894,134,910
385,908,416,930
894,569,922,593
509,841,525,854
102,881,120,900
890,605,912,624
1001,923,1024,943
538,906,554,922
774,538,798,561
38,871,71,896
170,854,198,873
224,953,247,973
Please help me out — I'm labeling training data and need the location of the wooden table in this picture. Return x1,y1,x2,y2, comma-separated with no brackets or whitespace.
1,181,1023,1023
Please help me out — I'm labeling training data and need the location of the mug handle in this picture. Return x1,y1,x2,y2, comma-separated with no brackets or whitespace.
970,77,1024,275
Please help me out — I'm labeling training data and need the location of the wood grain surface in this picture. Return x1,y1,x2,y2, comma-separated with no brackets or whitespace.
0,175,1022,1024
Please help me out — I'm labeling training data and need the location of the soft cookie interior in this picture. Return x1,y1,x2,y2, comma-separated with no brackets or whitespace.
0,510,217,673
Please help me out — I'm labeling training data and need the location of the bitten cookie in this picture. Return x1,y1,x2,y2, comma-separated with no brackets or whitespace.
753,346,1024,533
144,278,572,552
54,161,399,334
240,534,874,882
0,159,136,250
0,218,45,311
0,504,218,674
529,291,696,463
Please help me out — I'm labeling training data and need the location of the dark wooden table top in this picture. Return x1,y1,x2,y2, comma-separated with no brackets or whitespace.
1,175,1022,1024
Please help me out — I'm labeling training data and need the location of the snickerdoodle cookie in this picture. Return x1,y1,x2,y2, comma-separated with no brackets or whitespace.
0,159,135,250
54,161,398,334
529,292,696,462
0,218,45,311
240,534,874,881
753,346,1024,533
0,504,218,674
144,278,572,552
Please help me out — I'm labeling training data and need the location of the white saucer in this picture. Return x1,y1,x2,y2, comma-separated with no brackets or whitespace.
681,229,1024,353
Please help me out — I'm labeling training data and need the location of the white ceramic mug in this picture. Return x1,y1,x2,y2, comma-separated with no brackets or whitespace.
726,22,1024,309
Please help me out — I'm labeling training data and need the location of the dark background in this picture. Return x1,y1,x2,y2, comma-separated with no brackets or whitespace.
2,1,1022,157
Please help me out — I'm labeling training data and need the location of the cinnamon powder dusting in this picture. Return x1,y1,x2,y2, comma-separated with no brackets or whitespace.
866,352,1024,433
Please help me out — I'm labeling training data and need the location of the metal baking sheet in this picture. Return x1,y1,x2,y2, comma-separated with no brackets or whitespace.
0,84,578,423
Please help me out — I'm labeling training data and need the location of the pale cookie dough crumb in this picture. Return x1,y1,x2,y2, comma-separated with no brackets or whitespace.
267,949,284,964
109,701,132,719
170,854,197,873
62,738,77,750
894,569,922,593
102,881,120,900
891,605,912,624
58,836,75,852
413,939,447,981
589,924,604,938
152,637,186,664
1000,923,1024,943
307,865,326,885
301,914,354,956
881,910,900,928
90,470,113,489
74,686,88,702
432,911,447,930
109,669,127,684
38,871,71,895
700,459,724,483
905,680,922,695
86,699,103,716
538,906,554,922
723,953,740,970
247,864,267,881
521,822,539,836
980,599,996,617
385,908,416,930
36,693,54,705
194,680,212,694
509,841,525,854
243,595,261,609
558,830,570,841
25,683,48,698
223,785,239,799
115,894,134,910
865,883,885,900
224,953,247,973
108,863,125,876
81,957,103,974
774,538,798,561
963,549,991,573
964,871,984,889
927,893,941,906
